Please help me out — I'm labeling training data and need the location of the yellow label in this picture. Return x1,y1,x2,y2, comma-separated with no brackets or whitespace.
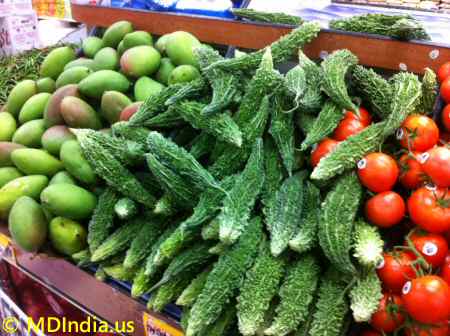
0,233,16,264
143,312,183,336
0,233,11,249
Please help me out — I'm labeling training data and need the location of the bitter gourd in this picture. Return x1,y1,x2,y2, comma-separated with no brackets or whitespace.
165,77,208,106
206,22,320,73
173,101,243,147
148,275,194,312
289,181,321,254
186,217,263,336
112,121,150,145
296,112,316,135
285,65,307,109
72,249,92,267
353,220,384,268
352,65,392,119
201,218,220,240
309,268,350,336
321,49,359,113
300,100,343,150
74,129,156,207
349,269,383,322
237,237,286,336
176,268,210,306
421,67,438,115
265,254,320,336
208,242,228,255
232,8,304,26
123,217,164,269
131,267,160,298
91,217,145,262
103,263,137,282
114,198,138,220
297,50,324,114
205,305,236,336
189,132,214,159
267,171,308,256
218,139,265,245
87,187,119,254
144,106,185,128
318,172,362,274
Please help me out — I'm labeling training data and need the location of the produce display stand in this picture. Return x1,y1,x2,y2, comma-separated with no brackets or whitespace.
1,4,450,336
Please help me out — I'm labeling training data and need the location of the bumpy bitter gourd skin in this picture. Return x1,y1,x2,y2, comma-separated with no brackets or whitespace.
143,106,185,128
205,304,236,336
349,269,383,322
165,77,208,107
114,197,138,220
87,187,119,254
131,267,159,298
189,132,214,159
112,121,150,145
352,220,384,268
421,67,438,115
318,172,362,275
186,217,263,336
176,268,210,306
232,8,304,26
297,51,324,114
149,275,194,312
265,254,321,336
218,139,265,245
321,49,359,113
237,237,286,335
74,129,156,207
289,181,321,254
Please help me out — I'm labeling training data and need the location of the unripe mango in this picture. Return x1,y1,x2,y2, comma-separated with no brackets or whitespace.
0,175,49,218
165,31,201,67
60,97,102,130
0,142,25,167
117,41,126,57
102,21,133,48
41,125,76,156
36,77,56,93
156,58,175,85
168,64,200,85
155,33,172,54
12,119,46,148
9,196,48,252
78,70,130,98
93,47,119,71
0,167,23,188
12,149,63,176
120,46,161,78
134,76,164,101
55,66,92,89
49,217,87,256
0,113,17,141
44,84,80,127
64,58,95,71
120,102,142,121
49,171,76,185
40,46,76,79
5,80,37,116
18,93,52,124
82,36,104,58
100,91,132,124
123,31,153,49
60,140,97,185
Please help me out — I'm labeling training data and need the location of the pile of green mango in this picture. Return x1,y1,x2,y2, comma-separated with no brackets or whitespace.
0,20,203,256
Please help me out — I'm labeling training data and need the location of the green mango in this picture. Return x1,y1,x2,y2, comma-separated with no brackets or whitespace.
123,31,153,49
168,65,200,85
55,66,92,89
0,142,25,167
0,167,23,188
165,31,201,67
9,196,48,252
5,80,37,116
0,175,49,218
60,140,97,185
82,36,104,58
119,102,142,121
18,93,52,124
78,70,130,98
40,184,97,220
36,77,56,93
120,46,161,78
102,21,133,48
49,217,87,256
40,46,76,79
156,58,175,85
64,58,95,71
44,84,80,127
0,113,17,141
12,119,46,148
41,125,76,156
49,171,76,185
100,91,132,124
60,96,102,130
155,33,173,54
12,149,63,176
134,76,164,101
93,47,119,71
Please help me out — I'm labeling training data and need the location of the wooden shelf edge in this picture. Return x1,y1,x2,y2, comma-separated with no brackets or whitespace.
71,3,450,74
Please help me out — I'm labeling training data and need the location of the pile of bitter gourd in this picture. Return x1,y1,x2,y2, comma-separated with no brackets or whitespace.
72,21,435,336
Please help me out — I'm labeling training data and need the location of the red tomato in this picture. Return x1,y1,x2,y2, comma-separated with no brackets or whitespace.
409,231,449,268
438,61,450,82
333,118,367,141
420,147,450,188
370,293,405,333
361,331,381,336
365,191,406,228
440,253,450,286
377,251,417,293
343,107,372,125
441,78,450,103
442,132,450,143
399,152,426,190
408,186,450,233
405,322,449,336
357,153,399,193
310,138,339,167
402,275,450,324
443,105,450,132
399,114,440,152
